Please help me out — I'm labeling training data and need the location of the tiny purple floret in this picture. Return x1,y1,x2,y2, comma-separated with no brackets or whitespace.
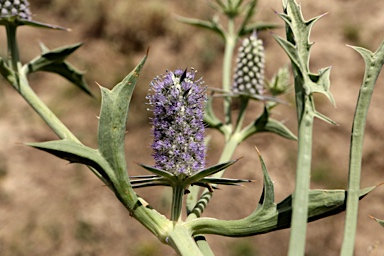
147,68,207,176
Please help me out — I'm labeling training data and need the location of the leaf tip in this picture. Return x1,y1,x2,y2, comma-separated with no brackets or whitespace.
254,146,261,156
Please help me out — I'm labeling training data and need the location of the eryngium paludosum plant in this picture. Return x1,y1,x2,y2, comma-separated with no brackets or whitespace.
0,0,382,255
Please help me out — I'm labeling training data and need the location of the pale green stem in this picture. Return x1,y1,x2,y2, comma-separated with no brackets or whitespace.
5,23,78,142
167,224,204,256
288,96,314,256
234,97,249,134
194,235,215,256
340,88,369,256
341,43,384,256
222,19,236,124
186,16,240,221
17,70,79,142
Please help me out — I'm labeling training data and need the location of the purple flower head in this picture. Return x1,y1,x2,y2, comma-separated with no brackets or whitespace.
147,68,207,176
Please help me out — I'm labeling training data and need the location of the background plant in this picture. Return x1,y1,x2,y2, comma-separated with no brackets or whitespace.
0,0,382,256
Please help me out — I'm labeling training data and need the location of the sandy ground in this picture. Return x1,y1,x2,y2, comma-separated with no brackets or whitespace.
1,0,384,255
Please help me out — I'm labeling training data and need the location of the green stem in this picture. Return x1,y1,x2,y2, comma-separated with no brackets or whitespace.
234,97,249,134
5,22,78,142
340,43,384,256
194,235,215,256
288,95,314,256
17,70,79,142
167,224,204,256
186,16,240,221
222,19,236,124
5,24,20,73
171,184,185,222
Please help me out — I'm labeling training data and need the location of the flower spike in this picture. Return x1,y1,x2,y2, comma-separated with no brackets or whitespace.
147,68,207,177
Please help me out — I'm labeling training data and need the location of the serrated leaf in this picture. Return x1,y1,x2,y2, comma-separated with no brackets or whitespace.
240,107,297,141
370,216,384,228
204,95,224,131
27,139,115,186
273,34,301,70
275,1,334,124
25,43,92,96
264,118,297,140
188,184,376,236
314,110,337,125
184,160,237,185
0,18,69,30
97,53,147,182
255,147,276,208
31,43,82,67
277,186,375,225
239,22,281,37
308,67,335,106
138,164,174,180
0,58,17,86
175,15,225,38
198,177,251,186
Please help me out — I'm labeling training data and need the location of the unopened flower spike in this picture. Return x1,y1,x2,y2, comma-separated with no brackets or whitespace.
0,0,31,20
0,0,68,30
233,31,266,97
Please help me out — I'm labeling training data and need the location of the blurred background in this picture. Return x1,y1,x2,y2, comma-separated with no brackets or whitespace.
0,0,384,255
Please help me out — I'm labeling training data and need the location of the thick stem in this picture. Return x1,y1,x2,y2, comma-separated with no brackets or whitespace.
167,224,204,256
288,96,314,256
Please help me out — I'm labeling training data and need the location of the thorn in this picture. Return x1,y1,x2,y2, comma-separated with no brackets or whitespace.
146,45,151,56
180,67,188,84
254,146,261,156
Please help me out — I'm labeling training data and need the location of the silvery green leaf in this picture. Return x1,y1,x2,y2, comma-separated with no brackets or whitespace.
25,42,92,96
27,139,115,187
98,52,147,183
240,107,297,141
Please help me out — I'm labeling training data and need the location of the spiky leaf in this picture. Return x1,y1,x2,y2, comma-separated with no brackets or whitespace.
27,139,115,186
240,107,297,141
25,43,91,96
97,53,147,182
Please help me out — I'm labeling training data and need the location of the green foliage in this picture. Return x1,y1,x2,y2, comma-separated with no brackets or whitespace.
0,0,383,255
186,148,376,237
26,43,92,96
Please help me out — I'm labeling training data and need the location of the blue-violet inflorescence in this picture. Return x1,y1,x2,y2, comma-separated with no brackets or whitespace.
147,68,207,177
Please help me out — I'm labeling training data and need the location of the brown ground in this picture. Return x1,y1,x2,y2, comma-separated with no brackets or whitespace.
1,0,384,255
